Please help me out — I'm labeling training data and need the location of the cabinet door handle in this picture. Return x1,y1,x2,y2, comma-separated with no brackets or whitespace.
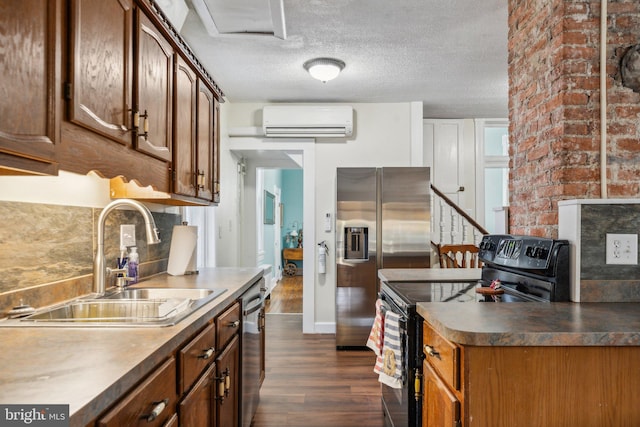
217,377,226,400
197,170,206,189
225,372,231,392
424,344,441,359
228,320,240,328
198,347,215,360
144,398,168,423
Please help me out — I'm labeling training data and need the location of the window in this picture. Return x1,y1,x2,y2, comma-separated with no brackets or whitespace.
475,119,509,234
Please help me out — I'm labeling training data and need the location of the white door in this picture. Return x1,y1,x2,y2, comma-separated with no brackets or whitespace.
423,119,465,244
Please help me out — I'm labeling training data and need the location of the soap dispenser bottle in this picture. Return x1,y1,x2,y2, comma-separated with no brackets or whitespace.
128,246,139,284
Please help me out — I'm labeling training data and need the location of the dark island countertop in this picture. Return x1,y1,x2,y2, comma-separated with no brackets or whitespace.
417,301,640,346
0,267,262,427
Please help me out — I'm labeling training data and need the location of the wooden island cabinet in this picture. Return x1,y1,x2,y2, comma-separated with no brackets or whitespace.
1,0,224,205
421,313,640,427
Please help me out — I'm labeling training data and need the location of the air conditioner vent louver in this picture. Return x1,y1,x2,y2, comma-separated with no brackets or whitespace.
262,106,353,138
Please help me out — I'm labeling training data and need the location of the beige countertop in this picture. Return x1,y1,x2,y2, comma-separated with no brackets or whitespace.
0,267,262,427
378,268,640,347
379,268,482,283
417,302,640,346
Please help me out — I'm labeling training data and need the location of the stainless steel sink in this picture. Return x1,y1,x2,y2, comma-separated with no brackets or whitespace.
103,287,218,301
11,287,227,327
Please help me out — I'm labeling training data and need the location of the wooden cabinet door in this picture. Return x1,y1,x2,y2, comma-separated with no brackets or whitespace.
173,55,197,197
196,81,215,201
0,0,61,175
422,360,460,427
135,10,173,162
213,97,221,203
68,0,133,145
216,335,240,427
179,363,216,427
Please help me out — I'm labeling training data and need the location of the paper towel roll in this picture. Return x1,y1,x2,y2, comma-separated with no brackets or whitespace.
167,224,198,276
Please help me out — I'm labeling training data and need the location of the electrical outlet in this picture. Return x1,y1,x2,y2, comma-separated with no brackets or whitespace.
120,224,136,248
605,233,638,265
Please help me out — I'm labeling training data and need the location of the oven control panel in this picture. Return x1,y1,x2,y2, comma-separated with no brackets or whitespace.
479,235,567,270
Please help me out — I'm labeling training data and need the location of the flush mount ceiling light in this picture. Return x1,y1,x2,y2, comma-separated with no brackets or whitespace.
303,58,345,82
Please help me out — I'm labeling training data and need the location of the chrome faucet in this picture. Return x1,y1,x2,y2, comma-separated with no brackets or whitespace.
93,199,161,294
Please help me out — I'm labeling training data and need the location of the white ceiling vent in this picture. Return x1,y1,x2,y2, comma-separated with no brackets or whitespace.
191,0,286,39
263,106,354,138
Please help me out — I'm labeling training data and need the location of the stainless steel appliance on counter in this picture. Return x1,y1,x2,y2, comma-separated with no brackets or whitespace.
336,167,430,348
378,234,571,427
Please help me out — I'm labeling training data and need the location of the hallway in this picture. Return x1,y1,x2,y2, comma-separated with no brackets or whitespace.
265,276,302,314
250,314,385,427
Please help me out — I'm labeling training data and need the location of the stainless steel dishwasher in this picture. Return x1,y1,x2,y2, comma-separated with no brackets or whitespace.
241,277,266,427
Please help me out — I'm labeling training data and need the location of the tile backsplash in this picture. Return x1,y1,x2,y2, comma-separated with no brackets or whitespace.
0,201,181,313
559,199,640,302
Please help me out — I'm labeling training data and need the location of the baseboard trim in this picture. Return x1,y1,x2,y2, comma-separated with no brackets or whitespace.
314,322,336,334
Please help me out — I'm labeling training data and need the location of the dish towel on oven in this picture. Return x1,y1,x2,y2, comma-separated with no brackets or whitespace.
366,299,385,374
379,310,403,389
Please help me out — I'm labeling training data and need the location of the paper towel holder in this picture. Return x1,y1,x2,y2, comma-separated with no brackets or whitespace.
167,222,199,276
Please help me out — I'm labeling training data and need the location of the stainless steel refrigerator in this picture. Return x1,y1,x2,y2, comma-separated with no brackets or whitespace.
336,167,431,348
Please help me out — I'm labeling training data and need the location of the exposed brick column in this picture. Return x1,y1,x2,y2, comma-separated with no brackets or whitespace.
507,0,640,238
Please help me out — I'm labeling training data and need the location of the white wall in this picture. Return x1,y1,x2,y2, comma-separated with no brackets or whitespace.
217,101,419,331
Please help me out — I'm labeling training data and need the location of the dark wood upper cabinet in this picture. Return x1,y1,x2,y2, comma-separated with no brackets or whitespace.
173,55,197,198
197,81,215,202
135,10,173,162
213,97,221,204
68,0,133,145
0,0,61,175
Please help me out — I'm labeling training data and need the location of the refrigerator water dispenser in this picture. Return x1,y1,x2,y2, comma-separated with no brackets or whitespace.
344,227,368,260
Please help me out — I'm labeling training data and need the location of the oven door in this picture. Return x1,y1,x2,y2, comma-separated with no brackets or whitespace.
379,294,419,427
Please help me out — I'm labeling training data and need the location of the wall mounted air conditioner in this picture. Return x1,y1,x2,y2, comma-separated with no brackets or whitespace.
262,105,353,137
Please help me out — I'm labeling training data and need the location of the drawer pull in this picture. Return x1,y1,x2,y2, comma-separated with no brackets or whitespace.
228,320,240,328
424,344,441,360
198,347,215,360
144,398,168,423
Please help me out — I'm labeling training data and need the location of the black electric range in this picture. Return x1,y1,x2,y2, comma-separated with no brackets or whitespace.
378,235,571,427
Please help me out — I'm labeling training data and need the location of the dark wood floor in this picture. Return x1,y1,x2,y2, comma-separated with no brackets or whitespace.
265,275,302,314
250,314,385,427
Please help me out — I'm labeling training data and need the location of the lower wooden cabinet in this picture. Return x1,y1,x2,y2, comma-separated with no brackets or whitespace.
216,335,240,427
95,298,244,427
97,357,177,427
422,360,459,427
422,319,640,427
179,363,216,427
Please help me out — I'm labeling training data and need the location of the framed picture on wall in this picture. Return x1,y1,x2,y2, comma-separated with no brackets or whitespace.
264,190,275,224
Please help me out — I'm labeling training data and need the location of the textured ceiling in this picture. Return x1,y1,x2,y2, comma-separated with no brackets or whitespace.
171,0,508,119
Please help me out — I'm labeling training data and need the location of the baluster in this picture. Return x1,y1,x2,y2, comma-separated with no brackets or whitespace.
439,199,446,244
462,218,469,244
450,206,457,244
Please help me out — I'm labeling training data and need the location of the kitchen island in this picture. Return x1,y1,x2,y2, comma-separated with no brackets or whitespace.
417,301,640,426
0,267,262,426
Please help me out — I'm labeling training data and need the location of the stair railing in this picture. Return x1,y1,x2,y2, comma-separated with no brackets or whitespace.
430,184,488,247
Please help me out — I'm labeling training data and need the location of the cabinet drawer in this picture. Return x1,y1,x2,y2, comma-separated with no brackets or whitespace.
98,357,178,427
179,322,216,394
423,322,460,390
216,301,241,350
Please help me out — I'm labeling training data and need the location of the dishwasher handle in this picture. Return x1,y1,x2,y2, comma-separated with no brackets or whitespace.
243,295,263,316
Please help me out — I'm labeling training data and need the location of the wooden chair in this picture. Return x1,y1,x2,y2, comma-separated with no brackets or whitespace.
437,244,481,268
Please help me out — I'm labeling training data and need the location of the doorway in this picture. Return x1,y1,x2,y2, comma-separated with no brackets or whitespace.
230,140,316,332
258,167,303,314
